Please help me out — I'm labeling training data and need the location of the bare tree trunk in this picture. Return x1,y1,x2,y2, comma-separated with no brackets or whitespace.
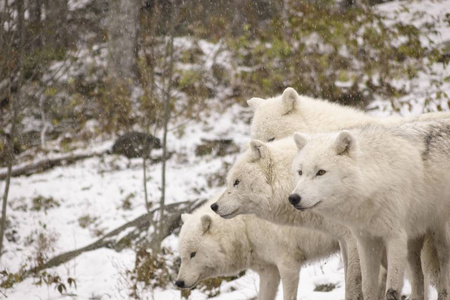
142,156,150,212
39,96,48,149
44,0,69,49
0,0,24,257
0,151,106,180
155,1,177,254
0,92,18,257
29,0,42,24
0,0,7,46
0,0,10,83
108,0,140,81
141,1,160,214
29,0,42,48
149,3,159,103
281,0,289,41
232,0,245,36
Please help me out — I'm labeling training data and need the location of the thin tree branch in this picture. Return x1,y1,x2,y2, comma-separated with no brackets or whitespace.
0,95,17,257
0,0,24,258
22,199,206,277
157,1,178,253
0,151,107,180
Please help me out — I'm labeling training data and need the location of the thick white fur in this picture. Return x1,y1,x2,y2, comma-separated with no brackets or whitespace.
290,121,450,300
248,87,450,299
177,194,340,300
211,138,365,300
248,87,450,143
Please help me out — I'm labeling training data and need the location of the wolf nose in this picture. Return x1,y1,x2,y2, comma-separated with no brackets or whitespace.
210,203,218,212
289,194,301,206
175,280,185,288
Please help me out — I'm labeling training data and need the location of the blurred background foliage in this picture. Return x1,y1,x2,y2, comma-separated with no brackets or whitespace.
0,0,448,165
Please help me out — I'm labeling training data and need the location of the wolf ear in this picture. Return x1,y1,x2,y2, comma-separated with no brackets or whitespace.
249,140,267,161
293,132,308,151
247,97,265,111
201,215,212,234
335,131,357,156
281,87,298,115
181,213,191,223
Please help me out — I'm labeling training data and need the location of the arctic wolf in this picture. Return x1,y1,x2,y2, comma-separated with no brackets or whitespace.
211,137,365,300
247,86,450,299
176,194,340,300
247,87,450,143
290,121,450,300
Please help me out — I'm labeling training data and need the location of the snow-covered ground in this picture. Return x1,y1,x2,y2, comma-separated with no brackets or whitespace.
1,0,450,299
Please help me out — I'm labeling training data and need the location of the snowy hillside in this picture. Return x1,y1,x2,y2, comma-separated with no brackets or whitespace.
1,0,450,300
2,102,354,300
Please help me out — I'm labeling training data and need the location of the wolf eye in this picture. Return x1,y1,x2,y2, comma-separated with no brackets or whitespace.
298,170,302,176
268,137,275,142
316,170,326,176
233,179,240,187
190,252,196,259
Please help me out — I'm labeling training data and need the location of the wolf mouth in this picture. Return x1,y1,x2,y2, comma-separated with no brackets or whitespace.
182,270,212,289
294,201,321,211
180,279,200,290
219,209,239,219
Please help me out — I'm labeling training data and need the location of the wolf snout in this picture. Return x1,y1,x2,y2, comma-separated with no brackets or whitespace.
288,194,301,206
175,280,185,288
210,203,218,212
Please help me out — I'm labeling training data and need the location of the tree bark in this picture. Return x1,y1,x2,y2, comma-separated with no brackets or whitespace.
156,1,177,254
141,1,161,215
0,150,173,180
0,0,24,257
108,0,140,81
142,156,150,212
0,0,9,49
29,0,42,49
0,151,106,180
0,94,18,257
44,0,69,49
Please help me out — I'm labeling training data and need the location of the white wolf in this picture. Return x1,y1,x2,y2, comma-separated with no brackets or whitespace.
247,87,450,298
247,87,450,143
176,194,340,300
290,121,450,300
210,137,366,300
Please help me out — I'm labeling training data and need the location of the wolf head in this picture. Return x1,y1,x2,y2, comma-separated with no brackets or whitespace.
248,87,308,143
211,138,297,220
176,212,230,289
289,131,360,214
